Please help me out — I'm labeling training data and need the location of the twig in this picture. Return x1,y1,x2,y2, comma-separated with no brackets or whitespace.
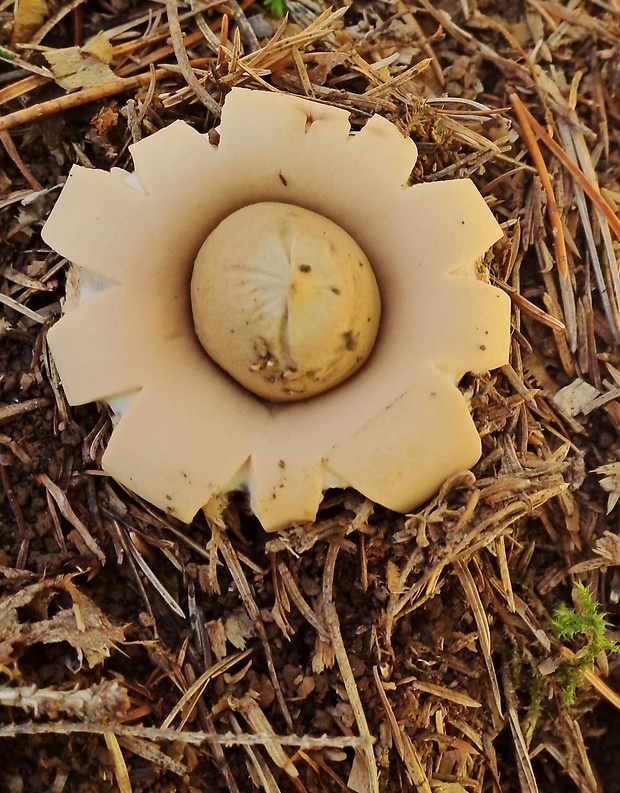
0,681,129,719
0,396,52,424
0,466,29,568
0,70,169,133
226,0,260,53
0,720,374,747
164,0,221,116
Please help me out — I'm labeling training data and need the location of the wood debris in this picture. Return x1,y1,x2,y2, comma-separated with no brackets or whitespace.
1,0,620,790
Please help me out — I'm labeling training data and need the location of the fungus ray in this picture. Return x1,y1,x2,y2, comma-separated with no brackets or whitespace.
325,367,482,513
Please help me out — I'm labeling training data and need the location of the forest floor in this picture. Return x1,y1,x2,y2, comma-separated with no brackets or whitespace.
1,0,620,791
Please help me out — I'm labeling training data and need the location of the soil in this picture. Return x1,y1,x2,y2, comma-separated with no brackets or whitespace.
1,1,620,792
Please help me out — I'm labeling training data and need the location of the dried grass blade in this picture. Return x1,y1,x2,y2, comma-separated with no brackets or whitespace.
277,560,330,641
0,74,49,106
291,46,314,97
510,93,568,278
243,13,288,69
454,561,503,720
371,669,432,792
391,501,529,626
228,713,282,793
407,679,482,709
117,735,187,776
514,95,620,239
164,0,221,115
401,732,433,793
238,7,347,76
539,268,576,374
396,0,444,85
572,125,620,325
560,647,620,711
0,187,41,209
501,283,565,331
496,536,516,612
104,732,133,793
372,667,405,757
363,59,432,100
36,473,105,563
232,695,298,778
181,664,240,792
558,122,620,341
502,665,539,793
324,545,378,793
207,516,293,730
0,292,46,323
125,532,185,618
500,363,538,408
433,112,502,152
1,129,42,190
161,649,252,729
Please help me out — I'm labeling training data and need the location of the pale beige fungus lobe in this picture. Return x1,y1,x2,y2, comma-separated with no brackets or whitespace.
191,202,381,402
42,88,511,532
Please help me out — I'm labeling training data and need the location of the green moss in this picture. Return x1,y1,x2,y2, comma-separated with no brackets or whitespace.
550,581,619,704
264,0,289,18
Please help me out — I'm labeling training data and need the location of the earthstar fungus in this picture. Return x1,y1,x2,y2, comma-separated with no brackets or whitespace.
43,88,511,532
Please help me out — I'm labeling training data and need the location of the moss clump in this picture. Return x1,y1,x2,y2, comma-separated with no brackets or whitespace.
551,581,619,704
264,0,288,18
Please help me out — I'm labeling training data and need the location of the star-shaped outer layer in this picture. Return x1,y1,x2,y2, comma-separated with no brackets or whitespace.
43,88,511,532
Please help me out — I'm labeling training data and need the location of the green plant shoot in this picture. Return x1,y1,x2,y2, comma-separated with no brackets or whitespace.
551,581,619,704
264,0,289,17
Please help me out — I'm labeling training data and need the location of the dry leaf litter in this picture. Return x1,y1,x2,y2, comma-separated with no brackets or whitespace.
1,0,620,791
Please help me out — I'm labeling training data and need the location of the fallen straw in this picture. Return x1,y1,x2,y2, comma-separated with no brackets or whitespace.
510,91,569,279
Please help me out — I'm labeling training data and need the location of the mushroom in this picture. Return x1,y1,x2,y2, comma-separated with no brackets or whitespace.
43,88,511,531
191,202,381,402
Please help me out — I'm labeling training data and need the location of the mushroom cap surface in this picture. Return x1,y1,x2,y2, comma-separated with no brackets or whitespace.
191,202,381,402
42,88,511,531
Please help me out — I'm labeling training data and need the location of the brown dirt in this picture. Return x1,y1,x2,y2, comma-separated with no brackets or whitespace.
1,1,620,792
